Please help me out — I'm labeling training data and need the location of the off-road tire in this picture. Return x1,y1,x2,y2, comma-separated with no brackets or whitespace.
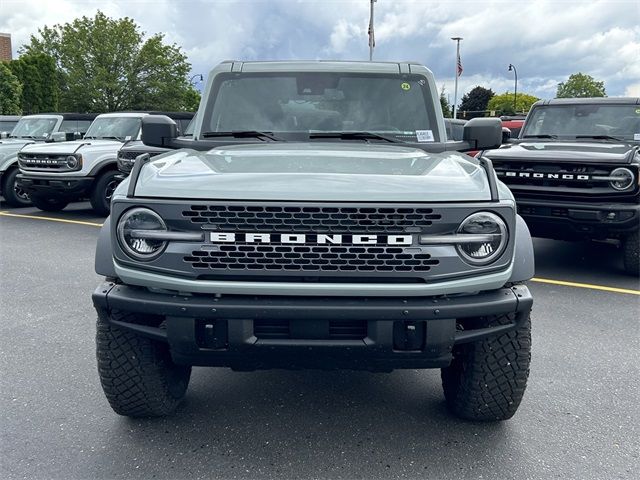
96,310,192,418
90,170,120,216
31,194,68,212
1,168,31,207
441,312,531,421
622,233,639,276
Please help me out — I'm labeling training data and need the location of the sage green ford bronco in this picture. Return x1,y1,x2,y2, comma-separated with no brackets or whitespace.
93,61,534,421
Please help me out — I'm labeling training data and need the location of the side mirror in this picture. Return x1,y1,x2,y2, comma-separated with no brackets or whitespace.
501,127,512,144
47,132,67,143
0,131,8,139
463,117,502,150
141,115,178,148
74,131,83,140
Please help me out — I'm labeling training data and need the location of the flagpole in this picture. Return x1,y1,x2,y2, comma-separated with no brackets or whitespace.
451,37,462,119
369,0,377,61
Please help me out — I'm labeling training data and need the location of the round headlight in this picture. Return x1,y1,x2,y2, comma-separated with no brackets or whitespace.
66,155,80,169
610,168,634,191
456,212,508,265
117,208,167,260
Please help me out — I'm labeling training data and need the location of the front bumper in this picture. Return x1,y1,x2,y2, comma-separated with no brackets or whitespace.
17,173,94,198
515,197,639,240
93,282,533,371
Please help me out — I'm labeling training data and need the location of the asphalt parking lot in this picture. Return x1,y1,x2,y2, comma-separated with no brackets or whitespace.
1,202,638,480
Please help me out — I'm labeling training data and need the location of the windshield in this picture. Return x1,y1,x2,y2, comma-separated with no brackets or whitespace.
10,117,59,139
522,104,640,141
203,73,439,142
0,120,19,132
84,116,142,141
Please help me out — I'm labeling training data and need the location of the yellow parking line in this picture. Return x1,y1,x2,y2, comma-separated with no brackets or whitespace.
2,210,638,295
531,277,640,296
0,211,103,228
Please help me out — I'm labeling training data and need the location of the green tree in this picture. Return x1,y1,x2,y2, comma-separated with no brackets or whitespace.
0,63,22,115
556,73,606,98
8,53,59,114
22,11,193,112
458,86,494,119
487,92,539,115
439,85,452,118
183,87,202,112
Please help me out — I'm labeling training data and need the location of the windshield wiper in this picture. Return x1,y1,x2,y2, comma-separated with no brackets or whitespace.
575,135,623,141
522,134,558,139
202,130,285,141
309,131,402,143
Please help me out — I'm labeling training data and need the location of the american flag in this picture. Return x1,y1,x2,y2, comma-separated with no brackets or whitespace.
457,52,463,76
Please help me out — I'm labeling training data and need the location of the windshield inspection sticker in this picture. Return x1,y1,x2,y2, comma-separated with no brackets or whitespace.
634,133,640,141
416,130,434,142
401,82,411,91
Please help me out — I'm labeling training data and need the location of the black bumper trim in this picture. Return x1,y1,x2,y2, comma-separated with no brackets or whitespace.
93,282,532,371
17,173,94,197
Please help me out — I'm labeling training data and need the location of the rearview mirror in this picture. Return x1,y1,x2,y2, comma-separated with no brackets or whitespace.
463,118,502,150
141,115,178,148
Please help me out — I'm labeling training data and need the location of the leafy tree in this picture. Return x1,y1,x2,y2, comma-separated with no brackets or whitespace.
183,87,202,112
439,85,452,118
8,53,59,114
0,63,22,115
458,86,494,119
556,73,606,98
22,11,193,112
487,92,539,115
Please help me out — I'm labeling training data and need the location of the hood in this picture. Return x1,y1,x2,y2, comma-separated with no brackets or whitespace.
484,141,637,164
0,138,35,149
20,138,123,155
126,142,492,202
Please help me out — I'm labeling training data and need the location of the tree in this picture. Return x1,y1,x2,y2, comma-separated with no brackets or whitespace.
22,11,193,112
8,53,59,114
183,87,202,112
439,85,452,118
458,86,494,119
556,73,606,98
0,63,22,115
487,92,539,115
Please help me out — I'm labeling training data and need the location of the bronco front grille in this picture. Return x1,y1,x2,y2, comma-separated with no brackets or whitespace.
184,244,438,273
18,153,72,171
182,205,442,233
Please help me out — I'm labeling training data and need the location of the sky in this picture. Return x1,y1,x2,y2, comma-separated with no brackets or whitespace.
1,0,639,104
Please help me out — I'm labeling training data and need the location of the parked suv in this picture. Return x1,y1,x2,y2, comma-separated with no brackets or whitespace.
481,97,640,275
0,113,95,207
17,112,191,215
93,60,534,421
0,115,21,135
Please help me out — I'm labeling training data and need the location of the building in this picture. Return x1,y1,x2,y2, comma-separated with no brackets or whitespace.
0,33,12,61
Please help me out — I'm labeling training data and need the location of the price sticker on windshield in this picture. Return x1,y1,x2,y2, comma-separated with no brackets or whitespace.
634,133,640,141
415,130,434,142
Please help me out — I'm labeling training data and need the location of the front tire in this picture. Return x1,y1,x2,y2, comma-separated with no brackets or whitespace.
622,233,639,276
441,312,531,421
31,194,69,212
1,168,32,207
90,170,120,216
96,310,191,418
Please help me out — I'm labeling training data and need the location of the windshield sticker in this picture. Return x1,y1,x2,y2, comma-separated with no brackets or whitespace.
634,133,640,141
401,82,411,91
125,135,132,141
416,130,434,142
636,109,640,114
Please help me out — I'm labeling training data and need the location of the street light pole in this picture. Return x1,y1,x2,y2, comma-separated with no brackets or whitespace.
508,64,518,113
451,37,463,119
190,74,204,86
368,0,377,61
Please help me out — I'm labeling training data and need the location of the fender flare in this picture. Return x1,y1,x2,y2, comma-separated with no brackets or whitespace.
95,216,117,277
509,214,535,283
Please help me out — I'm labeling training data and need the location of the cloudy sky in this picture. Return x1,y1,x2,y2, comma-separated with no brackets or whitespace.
1,0,638,103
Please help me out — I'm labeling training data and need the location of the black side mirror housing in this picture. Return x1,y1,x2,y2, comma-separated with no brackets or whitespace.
141,115,178,148
463,117,502,150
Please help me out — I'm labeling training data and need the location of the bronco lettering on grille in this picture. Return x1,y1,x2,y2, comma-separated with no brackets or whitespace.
209,232,413,246
497,171,591,180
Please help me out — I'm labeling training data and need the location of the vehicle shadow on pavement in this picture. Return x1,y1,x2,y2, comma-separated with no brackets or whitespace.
98,368,512,478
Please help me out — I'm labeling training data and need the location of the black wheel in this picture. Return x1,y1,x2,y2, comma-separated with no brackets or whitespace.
96,310,191,418
622,233,639,276
31,194,69,212
441,312,531,421
1,168,31,207
90,170,120,216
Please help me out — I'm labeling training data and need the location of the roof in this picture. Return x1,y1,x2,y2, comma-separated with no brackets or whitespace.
104,111,195,119
0,115,21,121
36,113,99,120
217,60,428,75
535,97,640,106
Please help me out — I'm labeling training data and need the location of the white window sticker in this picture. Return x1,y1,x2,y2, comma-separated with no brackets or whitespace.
634,133,640,141
416,130,434,142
